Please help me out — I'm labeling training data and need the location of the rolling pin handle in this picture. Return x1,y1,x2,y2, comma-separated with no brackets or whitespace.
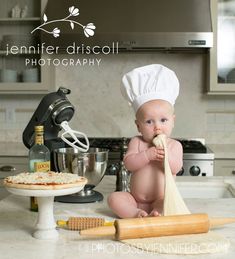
209,217,235,228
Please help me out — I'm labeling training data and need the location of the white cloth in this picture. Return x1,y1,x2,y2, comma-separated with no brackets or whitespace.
121,64,179,113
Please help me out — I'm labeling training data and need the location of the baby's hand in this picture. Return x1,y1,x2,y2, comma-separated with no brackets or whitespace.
146,146,165,161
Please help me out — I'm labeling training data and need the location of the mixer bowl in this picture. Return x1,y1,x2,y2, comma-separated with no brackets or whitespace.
53,147,109,191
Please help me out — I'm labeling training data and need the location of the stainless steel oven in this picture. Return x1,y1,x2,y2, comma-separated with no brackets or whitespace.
88,138,214,177
178,151,214,176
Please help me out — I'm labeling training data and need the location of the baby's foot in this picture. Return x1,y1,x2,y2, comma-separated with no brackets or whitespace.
149,209,161,217
137,209,148,218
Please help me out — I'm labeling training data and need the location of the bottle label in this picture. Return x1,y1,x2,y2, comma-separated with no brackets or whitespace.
34,161,51,172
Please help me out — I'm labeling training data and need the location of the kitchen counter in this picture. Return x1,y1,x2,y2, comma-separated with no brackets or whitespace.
0,176,235,259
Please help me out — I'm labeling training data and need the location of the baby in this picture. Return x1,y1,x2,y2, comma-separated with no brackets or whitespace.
108,64,183,218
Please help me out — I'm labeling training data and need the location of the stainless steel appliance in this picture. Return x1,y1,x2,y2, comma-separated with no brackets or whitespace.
44,0,213,50
177,140,214,176
88,138,214,177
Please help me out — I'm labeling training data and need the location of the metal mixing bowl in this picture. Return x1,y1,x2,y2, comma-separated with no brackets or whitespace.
53,147,109,192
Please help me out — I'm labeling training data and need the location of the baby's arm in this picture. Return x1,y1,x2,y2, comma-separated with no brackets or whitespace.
167,140,183,175
124,137,164,171
124,137,149,171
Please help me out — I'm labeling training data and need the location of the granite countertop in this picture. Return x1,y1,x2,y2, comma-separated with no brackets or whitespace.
0,176,235,259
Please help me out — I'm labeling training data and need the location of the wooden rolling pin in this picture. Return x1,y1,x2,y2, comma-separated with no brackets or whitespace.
80,213,235,240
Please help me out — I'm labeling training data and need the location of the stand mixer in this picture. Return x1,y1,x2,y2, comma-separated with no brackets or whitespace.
23,87,89,154
23,87,108,203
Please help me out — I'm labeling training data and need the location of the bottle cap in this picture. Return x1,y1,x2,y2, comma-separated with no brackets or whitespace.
35,125,44,132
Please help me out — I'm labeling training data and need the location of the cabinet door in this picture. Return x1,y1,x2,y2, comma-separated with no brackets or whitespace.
214,159,235,176
208,0,235,94
0,0,54,94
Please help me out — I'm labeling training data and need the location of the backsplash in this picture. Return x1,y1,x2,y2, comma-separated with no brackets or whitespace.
205,99,235,143
0,52,235,144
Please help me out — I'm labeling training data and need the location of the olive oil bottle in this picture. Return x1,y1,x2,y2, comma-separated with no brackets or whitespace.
29,125,50,211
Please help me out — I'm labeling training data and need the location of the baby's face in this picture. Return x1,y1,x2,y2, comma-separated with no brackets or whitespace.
135,100,175,143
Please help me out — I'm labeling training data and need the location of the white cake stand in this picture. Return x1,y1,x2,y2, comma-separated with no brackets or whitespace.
6,184,86,240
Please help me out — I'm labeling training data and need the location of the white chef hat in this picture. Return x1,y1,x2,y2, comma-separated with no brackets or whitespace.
121,64,179,113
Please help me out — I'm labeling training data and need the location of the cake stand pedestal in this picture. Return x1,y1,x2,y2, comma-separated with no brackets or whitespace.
6,185,86,240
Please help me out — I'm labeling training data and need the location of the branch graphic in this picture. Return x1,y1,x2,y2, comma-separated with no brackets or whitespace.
31,6,96,38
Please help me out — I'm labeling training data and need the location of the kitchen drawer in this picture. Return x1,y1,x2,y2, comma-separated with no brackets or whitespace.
214,159,235,176
0,156,28,179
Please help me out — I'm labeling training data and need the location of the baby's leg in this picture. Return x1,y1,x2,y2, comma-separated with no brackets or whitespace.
108,192,148,218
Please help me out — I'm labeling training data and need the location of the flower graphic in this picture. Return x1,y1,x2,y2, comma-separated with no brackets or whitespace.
31,5,95,38
83,23,96,38
52,28,60,38
69,6,79,16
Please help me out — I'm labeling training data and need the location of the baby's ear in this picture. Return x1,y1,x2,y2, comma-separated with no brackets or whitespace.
172,114,176,127
135,120,140,132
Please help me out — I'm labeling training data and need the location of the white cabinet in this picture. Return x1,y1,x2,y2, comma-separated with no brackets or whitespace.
208,0,235,94
0,0,54,94
214,159,235,176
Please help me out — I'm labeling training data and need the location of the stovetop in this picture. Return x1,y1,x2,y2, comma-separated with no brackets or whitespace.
86,137,214,176
88,138,124,152
178,139,207,153
87,137,212,155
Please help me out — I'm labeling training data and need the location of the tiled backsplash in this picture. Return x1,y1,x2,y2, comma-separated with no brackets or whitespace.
206,112,235,132
0,53,235,144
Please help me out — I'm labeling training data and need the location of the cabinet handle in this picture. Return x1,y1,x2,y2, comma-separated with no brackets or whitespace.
232,170,235,175
0,165,16,172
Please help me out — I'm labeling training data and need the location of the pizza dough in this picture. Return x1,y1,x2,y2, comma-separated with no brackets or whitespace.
4,171,87,190
123,135,230,254
122,232,230,254
153,134,190,215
